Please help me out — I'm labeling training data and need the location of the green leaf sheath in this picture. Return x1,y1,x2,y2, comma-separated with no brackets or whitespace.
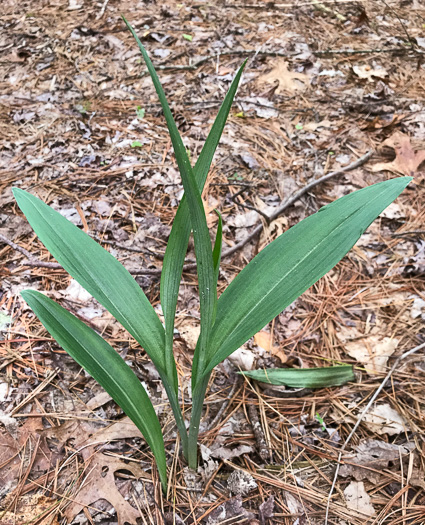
13,188,166,373
205,177,412,376
21,290,167,491
241,366,355,388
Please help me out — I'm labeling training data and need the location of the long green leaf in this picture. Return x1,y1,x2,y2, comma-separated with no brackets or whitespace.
123,18,216,385
192,211,222,382
159,62,246,388
212,210,223,298
203,177,412,376
13,188,166,373
241,365,355,388
21,290,167,490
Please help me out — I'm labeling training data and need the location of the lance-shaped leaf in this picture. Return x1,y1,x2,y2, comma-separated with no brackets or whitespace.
159,62,246,381
13,188,166,373
203,177,412,376
21,289,167,491
241,365,355,388
123,18,216,383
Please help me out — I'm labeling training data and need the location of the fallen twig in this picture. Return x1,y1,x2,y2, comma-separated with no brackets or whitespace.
248,402,270,462
3,151,373,276
220,150,373,262
207,378,241,431
324,340,425,525
96,0,110,20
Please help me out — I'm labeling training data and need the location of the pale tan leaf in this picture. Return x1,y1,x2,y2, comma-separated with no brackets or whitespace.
353,65,388,81
344,336,398,375
372,131,425,176
261,61,309,93
363,403,408,435
344,481,375,516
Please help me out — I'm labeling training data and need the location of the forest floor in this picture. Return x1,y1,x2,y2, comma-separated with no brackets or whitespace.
1,0,425,524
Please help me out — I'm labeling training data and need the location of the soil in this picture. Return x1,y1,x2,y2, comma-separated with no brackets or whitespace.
1,1,425,524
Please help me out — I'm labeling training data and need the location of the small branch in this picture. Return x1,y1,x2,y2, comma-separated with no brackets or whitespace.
220,150,373,261
0,233,33,259
324,341,425,525
22,259,63,269
96,0,110,20
5,151,373,277
207,379,240,431
128,47,421,76
311,0,347,21
248,402,270,462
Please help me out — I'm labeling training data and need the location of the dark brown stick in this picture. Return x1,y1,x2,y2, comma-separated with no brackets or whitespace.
3,151,372,276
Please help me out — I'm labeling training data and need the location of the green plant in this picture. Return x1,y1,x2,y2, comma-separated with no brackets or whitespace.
136,105,145,119
241,365,355,388
13,19,411,491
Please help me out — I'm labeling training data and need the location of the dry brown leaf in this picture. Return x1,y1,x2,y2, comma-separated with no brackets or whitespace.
178,320,201,351
228,346,256,370
0,494,57,525
0,416,56,503
372,131,425,176
262,61,309,93
344,336,398,375
42,418,151,524
254,331,273,351
64,455,150,525
363,404,408,435
42,417,143,458
254,331,287,364
353,64,388,81
343,481,375,516
339,440,414,484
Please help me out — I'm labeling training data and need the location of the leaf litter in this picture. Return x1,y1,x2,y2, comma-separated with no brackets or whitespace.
1,0,425,523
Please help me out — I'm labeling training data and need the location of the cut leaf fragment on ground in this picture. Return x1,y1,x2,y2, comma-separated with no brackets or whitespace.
240,365,354,388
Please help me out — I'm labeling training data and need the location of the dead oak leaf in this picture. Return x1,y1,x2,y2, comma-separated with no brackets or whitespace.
339,439,414,484
344,336,399,375
372,131,425,176
363,403,408,436
344,481,375,517
64,454,151,525
353,64,388,81
261,61,309,93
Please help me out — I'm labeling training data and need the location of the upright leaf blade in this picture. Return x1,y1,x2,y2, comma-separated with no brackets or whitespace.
123,18,218,384
124,14,245,388
159,63,246,378
212,210,223,295
21,290,167,491
203,177,412,376
13,188,166,373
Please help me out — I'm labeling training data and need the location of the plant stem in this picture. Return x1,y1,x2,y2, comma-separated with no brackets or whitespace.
187,373,211,469
161,376,189,459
